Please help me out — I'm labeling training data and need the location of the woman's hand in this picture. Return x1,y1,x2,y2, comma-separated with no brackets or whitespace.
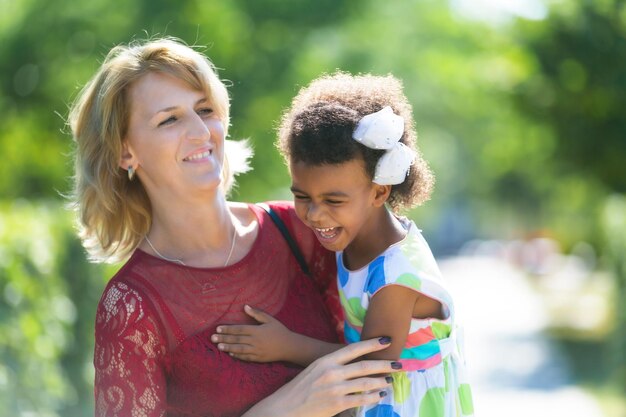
242,337,401,417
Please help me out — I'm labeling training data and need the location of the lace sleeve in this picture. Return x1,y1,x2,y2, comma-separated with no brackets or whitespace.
94,280,167,417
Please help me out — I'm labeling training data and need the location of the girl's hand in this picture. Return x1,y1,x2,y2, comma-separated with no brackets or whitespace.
211,305,295,362
242,337,401,417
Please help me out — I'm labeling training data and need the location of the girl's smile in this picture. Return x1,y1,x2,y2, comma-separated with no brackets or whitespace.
290,159,391,263
313,226,342,243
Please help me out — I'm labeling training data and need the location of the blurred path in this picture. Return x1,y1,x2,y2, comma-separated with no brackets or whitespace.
440,256,605,417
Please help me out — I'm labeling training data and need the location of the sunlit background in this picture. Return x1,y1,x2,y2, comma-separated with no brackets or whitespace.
1,0,624,415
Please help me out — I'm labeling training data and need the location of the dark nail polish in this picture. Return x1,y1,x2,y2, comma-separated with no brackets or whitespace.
385,376,393,383
379,391,387,398
378,336,392,345
391,361,402,369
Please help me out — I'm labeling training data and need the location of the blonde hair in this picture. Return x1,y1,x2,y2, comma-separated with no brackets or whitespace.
68,37,251,263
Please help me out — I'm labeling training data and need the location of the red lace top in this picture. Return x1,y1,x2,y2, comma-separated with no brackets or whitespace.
94,202,342,417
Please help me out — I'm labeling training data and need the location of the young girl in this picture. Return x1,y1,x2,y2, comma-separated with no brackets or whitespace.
212,73,474,417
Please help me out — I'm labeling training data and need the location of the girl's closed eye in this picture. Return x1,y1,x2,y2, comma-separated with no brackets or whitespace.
325,199,344,206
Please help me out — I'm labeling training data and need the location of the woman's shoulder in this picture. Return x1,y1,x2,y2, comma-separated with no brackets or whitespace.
253,200,295,214
228,200,297,228
98,262,150,311
264,200,295,210
259,200,314,236
241,200,301,230
228,201,259,224
251,200,322,254
96,256,161,329
95,276,159,338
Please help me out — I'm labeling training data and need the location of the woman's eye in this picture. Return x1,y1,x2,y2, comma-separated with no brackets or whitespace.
293,194,309,201
158,116,176,127
197,107,214,117
326,200,343,205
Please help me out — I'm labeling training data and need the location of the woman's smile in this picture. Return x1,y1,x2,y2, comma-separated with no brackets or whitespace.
183,147,213,162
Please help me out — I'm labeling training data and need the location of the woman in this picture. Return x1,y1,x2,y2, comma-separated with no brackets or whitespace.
69,37,398,417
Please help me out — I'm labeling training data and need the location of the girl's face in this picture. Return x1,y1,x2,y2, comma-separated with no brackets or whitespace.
120,71,226,200
290,158,386,253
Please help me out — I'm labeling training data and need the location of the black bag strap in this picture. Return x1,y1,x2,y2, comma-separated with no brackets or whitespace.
257,203,312,277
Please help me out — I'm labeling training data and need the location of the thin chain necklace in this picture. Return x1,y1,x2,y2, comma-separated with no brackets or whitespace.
144,224,237,267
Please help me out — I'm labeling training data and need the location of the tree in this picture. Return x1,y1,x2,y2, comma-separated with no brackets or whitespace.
513,0,626,391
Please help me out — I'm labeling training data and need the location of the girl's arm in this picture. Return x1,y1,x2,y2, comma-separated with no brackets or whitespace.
211,305,343,366
359,285,442,360
213,286,443,365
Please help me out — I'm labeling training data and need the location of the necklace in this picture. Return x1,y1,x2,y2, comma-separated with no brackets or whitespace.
144,224,238,267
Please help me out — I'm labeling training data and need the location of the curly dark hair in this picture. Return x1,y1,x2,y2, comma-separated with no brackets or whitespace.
277,72,434,211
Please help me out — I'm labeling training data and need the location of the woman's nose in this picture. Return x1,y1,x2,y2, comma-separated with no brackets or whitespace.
187,113,211,141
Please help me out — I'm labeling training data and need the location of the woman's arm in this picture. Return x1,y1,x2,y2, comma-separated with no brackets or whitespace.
94,281,167,417
242,337,400,417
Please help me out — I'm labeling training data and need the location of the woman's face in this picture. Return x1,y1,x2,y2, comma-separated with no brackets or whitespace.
121,71,226,199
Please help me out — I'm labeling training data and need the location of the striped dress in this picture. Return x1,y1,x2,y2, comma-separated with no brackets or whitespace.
337,218,474,417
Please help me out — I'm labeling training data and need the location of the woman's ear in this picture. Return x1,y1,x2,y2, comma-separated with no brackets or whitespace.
119,141,138,172
372,184,392,207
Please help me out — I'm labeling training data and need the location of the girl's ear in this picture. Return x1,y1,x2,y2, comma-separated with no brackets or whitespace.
372,184,392,207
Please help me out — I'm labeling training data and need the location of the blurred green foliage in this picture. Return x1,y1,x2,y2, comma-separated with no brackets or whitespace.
1,0,625,414
0,202,109,416
512,0,626,390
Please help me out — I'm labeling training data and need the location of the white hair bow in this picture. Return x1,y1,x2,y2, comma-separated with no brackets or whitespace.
352,106,415,185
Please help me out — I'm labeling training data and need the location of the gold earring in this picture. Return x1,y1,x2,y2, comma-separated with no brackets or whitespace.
128,165,135,181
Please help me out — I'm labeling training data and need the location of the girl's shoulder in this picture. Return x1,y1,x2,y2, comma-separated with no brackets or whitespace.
387,219,440,275
379,221,456,316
